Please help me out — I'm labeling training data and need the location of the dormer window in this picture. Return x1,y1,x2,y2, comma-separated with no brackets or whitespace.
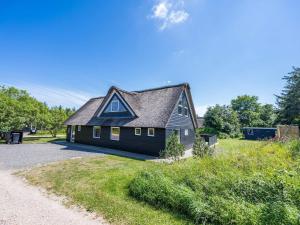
111,100,120,112
178,99,183,115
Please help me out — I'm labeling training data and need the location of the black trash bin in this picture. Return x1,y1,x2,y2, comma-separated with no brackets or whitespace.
5,131,23,144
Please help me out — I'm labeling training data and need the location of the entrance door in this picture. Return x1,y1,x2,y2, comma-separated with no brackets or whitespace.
174,129,181,143
70,126,75,142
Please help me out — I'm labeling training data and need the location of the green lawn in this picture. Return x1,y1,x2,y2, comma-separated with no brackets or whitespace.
23,135,66,144
20,139,300,225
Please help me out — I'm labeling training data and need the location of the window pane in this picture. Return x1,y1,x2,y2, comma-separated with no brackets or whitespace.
148,128,155,136
93,126,101,138
111,100,119,112
178,106,182,115
135,128,141,135
184,107,188,116
185,129,188,136
111,127,120,140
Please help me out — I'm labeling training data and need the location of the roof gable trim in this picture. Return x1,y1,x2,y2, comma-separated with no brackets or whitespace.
97,90,136,117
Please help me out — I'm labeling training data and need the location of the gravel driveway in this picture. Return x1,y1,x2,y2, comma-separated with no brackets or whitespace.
0,142,105,170
0,142,108,225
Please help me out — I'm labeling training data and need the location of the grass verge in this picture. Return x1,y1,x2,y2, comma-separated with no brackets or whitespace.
20,155,191,225
23,136,66,144
20,139,300,225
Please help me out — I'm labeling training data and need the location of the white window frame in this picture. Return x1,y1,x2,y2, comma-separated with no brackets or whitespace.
111,127,120,141
135,128,141,136
78,125,81,132
110,100,120,112
93,126,101,139
178,99,183,115
184,129,189,136
184,107,188,117
148,128,155,137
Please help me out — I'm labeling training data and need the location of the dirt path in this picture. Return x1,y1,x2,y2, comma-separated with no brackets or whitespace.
0,170,108,225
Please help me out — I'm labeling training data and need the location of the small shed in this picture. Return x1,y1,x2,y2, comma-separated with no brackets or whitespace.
242,127,277,140
200,134,217,146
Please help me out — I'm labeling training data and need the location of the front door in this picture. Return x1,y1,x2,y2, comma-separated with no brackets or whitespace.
70,126,75,142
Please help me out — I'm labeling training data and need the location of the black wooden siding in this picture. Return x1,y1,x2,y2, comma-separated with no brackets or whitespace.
72,126,165,156
165,92,195,149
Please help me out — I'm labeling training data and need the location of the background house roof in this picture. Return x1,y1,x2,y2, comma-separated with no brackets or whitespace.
65,83,197,128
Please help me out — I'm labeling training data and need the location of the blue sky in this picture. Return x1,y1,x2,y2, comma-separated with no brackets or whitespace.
0,0,299,116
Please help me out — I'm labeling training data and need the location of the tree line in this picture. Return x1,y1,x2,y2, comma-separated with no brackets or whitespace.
0,86,75,137
203,67,300,138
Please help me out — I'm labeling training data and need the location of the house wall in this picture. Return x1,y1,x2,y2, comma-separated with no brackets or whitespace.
165,92,195,149
72,126,165,156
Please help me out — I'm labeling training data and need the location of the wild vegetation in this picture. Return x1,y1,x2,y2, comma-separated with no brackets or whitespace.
0,86,75,136
21,139,300,225
129,139,300,224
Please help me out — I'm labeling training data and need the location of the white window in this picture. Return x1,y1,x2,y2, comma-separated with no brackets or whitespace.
184,129,189,136
111,100,119,112
178,99,183,115
148,128,155,137
78,125,81,132
135,128,141,136
93,126,101,138
184,107,188,117
111,127,120,141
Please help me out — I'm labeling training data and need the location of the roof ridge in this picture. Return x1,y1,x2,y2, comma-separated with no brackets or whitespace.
135,83,188,93
89,96,105,100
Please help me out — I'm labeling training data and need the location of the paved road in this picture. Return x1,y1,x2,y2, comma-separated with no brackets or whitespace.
0,142,105,170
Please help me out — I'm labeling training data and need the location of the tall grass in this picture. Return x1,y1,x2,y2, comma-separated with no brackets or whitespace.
129,139,300,224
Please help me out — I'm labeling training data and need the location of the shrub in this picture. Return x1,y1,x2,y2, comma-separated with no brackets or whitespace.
130,140,300,225
193,132,213,158
259,202,299,225
160,133,185,160
287,139,300,158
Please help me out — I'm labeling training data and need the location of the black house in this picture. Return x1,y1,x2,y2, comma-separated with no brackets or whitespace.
64,83,198,156
242,127,277,140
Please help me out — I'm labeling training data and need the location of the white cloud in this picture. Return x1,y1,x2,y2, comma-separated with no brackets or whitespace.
195,105,210,117
153,1,171,19
2,82,93,109
150,0,189,30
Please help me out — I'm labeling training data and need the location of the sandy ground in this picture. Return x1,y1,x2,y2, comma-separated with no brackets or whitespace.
0,170,108,225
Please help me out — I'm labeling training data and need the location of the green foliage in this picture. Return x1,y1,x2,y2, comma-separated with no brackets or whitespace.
259,104,277,127
0,86,75,134
160,133,185,160
129,139,300,225
277,67,300,126
204,105,241,138
231,95,262,127
193,132,213,157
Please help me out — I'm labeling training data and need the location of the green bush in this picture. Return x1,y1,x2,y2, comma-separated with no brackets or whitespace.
129,140,300,224
193,132,213,158
160,133,185,160
287,139,300,158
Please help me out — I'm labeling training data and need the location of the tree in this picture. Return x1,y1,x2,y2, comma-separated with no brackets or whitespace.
231,95,262,127
204,105,240,138
259,104,277,127
160,133,185,161
193,132,212,157
276,67,300,126
47,106,68,137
